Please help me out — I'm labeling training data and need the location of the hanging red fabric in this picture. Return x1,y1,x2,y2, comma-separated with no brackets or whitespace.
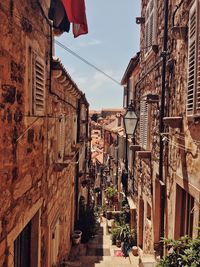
61,0,88,37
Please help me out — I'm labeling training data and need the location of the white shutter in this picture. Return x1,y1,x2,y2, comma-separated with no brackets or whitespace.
57,115,65,161
196,0,200,112
149,2,154,47
32,52,45,114
73,114,77,144
145,5,150,53
145,0,156,54
140,100,149,149
187,2,197,114
123,87,128,108
129,78,134,104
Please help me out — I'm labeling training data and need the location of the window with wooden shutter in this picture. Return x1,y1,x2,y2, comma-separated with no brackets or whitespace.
128,78,134,105
187,0,200,115
123,87,128,109
32,52,46,115
73,114,77,144
57,114,65,161
140,99,151,150
145,0,157,55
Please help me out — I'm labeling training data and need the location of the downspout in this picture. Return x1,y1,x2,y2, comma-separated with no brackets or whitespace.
159,0,169,258
75,98,81,221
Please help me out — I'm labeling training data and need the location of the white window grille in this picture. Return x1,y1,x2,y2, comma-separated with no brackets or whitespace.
145,0,157,54
32,52,46,115
187,0,200,115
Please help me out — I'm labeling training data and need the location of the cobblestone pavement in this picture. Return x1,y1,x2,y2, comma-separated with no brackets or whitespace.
67,217,139,267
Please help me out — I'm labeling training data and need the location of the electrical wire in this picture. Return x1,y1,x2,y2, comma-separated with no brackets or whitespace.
164,136,199,154
0,2,121,87
55,40,121,86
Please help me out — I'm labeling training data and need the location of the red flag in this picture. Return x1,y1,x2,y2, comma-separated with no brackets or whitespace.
61,0,88,37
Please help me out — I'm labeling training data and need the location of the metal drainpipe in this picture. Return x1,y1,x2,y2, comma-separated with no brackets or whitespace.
159,0,169,258
75,99,81,221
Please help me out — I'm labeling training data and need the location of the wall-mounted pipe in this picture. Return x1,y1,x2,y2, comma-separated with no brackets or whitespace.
159,0,169,258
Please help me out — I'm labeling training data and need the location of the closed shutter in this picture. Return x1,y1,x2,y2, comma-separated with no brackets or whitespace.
129,78,134,104
57,115,65,161
145,6,150,52
32,52,45,115
149,0,154,47
123,87,128,108
145,0,156,54
140,100,149,149
73,114,77,144
187,2,197,114
196,0,200,112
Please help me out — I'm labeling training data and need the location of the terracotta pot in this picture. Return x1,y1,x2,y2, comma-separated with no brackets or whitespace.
132,246,138,256
72,234,81,245
116,239,121,248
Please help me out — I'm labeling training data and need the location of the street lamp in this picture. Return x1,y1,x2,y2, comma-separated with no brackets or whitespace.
123,100,138,136
123,100,138,194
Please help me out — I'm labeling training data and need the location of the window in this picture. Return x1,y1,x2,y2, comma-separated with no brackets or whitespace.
128,78,134,105
123,86,128,109
187,0,200,116
145,0,157,54
175,185,194,239
29,48,46,115
72,114,77,144
51,218,60,266
140,98,151,150
14,221,31,267
56,114,66,162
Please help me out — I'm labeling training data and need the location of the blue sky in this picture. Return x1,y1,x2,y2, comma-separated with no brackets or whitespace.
55,1,141,110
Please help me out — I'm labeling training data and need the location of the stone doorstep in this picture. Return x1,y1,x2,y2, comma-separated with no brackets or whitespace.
139,255,157,267
61,261,82,267
128,251,139,266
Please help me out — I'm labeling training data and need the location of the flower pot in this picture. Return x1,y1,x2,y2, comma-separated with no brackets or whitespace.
72,234,81,245
73,230,82,237
112,195,118,203
116,239,121,248
132,246,138,256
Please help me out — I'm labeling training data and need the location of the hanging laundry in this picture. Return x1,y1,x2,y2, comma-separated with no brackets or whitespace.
61,0,88,38
48,0,70,33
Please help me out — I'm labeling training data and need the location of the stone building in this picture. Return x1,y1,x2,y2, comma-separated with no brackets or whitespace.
121,0,200,263
0,1,89,266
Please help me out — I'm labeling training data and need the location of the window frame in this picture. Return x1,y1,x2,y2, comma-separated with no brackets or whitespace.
30,49,46,116
56,114,66,162
139,97,151,150
187,0,200,116
144,0,157,55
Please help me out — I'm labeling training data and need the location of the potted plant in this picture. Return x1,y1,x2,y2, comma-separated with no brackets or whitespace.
72,233,81,245
105,186,118,208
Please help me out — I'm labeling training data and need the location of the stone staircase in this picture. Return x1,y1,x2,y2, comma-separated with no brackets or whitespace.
63,219,139,267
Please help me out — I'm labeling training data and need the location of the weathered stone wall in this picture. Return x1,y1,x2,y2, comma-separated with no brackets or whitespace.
134,0,200,256
0,1,89,266
0,0,50,265
166,0,200,239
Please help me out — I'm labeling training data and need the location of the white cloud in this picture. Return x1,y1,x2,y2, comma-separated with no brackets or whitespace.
78,39,102,47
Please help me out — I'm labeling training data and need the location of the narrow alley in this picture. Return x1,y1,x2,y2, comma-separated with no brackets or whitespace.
0,0,200,267
63,217,139,267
